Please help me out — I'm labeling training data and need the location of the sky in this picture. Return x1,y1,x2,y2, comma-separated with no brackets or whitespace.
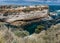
0,0,60,5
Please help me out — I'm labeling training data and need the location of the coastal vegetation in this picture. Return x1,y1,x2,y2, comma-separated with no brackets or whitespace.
14,30,29,37
0,5,60,43
0,22,60,43
35,25,45,33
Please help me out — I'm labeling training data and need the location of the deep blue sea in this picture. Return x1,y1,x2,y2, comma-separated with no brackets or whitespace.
49,5,60,12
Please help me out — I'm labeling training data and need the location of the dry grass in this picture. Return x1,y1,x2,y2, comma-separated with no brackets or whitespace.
0,23,60,43
23,24,60,43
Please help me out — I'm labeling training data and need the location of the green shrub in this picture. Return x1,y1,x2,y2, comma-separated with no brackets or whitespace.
12,40,19,43
14,30,29,37
35,25,45,33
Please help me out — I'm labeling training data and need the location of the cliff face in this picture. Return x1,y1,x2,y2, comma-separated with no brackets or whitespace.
0,5,49,26
6,9,49,22
0,5,51,34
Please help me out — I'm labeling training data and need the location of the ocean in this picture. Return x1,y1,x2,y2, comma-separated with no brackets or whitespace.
49,5,60,12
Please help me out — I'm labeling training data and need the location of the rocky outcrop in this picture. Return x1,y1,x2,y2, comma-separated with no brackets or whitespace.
0,5,49,26
6,9,49,22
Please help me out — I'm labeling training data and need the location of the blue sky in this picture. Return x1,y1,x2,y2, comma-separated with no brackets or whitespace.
0,0,60,5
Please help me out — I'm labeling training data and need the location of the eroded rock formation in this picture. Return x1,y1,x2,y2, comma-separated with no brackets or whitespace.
0,5,50,26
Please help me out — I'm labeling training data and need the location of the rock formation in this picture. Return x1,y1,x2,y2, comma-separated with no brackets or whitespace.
0,5,50,26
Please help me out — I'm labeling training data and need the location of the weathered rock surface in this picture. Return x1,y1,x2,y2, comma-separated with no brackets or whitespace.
0,5,49,26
